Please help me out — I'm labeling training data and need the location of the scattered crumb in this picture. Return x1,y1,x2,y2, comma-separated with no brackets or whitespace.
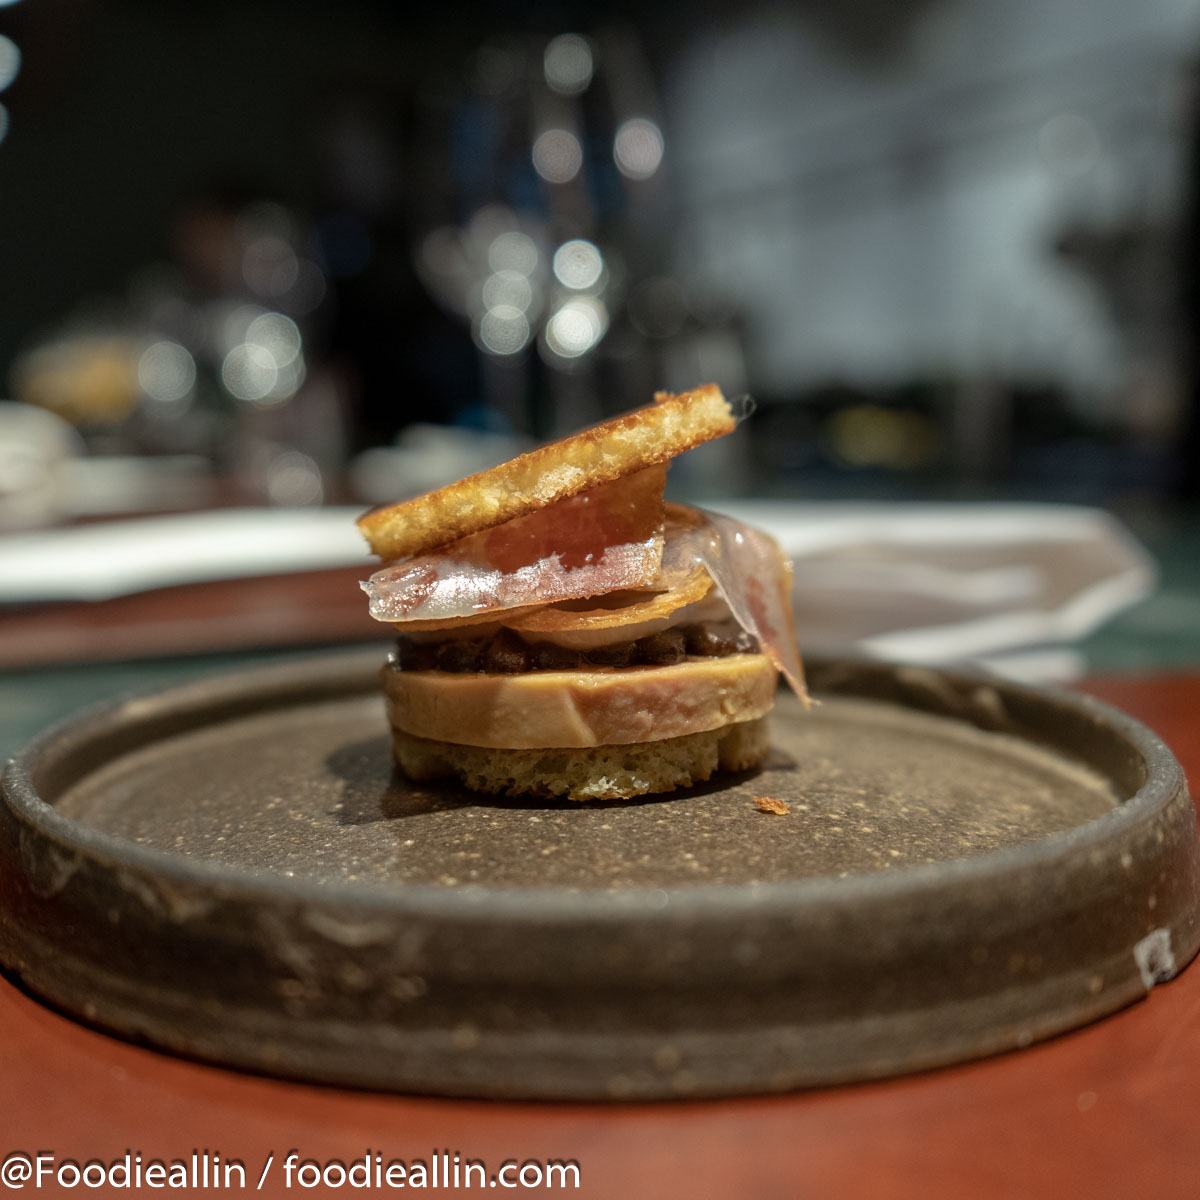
754,796,791,816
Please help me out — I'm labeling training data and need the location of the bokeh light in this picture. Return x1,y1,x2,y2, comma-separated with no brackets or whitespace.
533,129,583,184
544,296,608,359
482,270,534,313
477,306,532,356
0,36,20,92
220,306,308,402
266,450,324,506
544,34,593,96
487,230,539,276
137,341,196,406
245,311,302,368
613,117,664,180
552,240,604,291
221,343,279,403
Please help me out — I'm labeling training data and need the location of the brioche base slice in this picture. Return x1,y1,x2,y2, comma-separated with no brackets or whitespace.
358,384,733,562
390,717,769,802
382,653,778,749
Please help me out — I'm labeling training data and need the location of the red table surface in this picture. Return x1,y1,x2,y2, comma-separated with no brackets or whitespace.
1,673,1198,1199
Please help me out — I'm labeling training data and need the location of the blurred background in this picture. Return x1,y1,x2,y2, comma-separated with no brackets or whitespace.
1,0,1199,729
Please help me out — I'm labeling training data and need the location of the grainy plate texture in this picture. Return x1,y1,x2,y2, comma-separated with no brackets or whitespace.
1,652,1197,1099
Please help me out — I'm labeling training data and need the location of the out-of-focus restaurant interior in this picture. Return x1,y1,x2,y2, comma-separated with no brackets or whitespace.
2,0,1199,751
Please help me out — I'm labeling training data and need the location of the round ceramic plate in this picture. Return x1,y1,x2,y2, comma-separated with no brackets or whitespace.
1,651,1197,1099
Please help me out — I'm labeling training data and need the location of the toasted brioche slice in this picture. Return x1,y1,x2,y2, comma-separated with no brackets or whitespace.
358,383,734,562
392,717,769,801
382,653,778,748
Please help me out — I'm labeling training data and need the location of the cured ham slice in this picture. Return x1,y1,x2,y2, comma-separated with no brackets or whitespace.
362,467,667,622
471,464,667,573
363,485,806,703
661,504,810,704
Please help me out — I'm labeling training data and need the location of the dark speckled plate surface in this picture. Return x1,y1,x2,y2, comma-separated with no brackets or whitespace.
55,692,1117,888
2,651,1198,1099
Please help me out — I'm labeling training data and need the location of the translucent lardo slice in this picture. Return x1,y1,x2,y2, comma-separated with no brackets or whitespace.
361,468,666,622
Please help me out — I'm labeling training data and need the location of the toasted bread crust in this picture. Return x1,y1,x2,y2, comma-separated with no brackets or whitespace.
357,384,733,562
390,717,769,801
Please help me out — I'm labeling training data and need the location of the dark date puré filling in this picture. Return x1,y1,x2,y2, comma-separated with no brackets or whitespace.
394,621,758,674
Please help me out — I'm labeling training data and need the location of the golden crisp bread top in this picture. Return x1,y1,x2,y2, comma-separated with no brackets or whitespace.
356,384,734,561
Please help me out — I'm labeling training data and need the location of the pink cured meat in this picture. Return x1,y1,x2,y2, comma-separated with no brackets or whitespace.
665,510,809,703
361,533,665,622
361,467,668,621
362,501,808,703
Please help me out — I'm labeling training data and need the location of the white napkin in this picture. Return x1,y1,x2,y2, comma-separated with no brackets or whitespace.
0,508,370,603
718,501,1154,681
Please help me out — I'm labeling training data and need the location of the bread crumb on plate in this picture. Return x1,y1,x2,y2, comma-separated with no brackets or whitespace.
754,795,791,816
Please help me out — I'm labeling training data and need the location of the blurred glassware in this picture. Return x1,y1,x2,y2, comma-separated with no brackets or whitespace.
10,192,349,508
405,27,741,441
